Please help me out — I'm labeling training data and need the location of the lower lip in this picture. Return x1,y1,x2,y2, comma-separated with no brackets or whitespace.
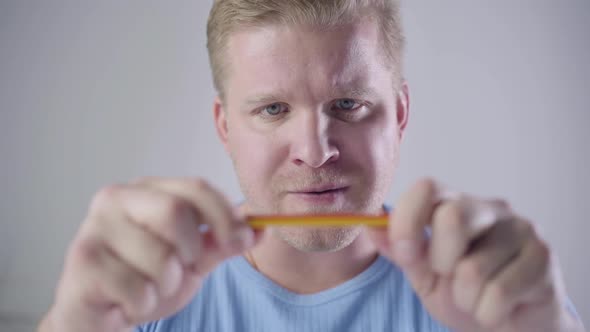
289,188,348,204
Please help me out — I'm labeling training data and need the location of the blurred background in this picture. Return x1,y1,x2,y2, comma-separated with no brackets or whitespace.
1,0,589,331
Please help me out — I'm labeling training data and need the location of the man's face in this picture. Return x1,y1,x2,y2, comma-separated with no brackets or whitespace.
214,20,408,252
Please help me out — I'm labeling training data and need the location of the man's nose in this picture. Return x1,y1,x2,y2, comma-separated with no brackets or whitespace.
289,112,340,168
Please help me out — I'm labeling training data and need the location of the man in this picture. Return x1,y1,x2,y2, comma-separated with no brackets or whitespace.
37,0,584,331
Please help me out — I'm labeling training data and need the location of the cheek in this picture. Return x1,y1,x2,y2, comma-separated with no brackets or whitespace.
370,118,401,197
344,111,399,170
227,123,284,191
373,122,399,164
372,106,400,157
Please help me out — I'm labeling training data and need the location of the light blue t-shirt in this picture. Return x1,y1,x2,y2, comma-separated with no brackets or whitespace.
136,254,451,332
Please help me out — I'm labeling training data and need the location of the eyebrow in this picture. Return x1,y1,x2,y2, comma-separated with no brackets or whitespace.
330,86,378,99
243,86,378,107
244,94,285,107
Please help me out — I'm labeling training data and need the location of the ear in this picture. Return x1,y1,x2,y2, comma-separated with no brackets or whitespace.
213,96,230,153
396,80,410,139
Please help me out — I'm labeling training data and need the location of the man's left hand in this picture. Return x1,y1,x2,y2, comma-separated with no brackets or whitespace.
368,178,584,332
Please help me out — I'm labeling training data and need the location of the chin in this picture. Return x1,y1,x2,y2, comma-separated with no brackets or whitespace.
273,225,363,252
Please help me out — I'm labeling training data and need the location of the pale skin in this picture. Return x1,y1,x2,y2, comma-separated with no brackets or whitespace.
38,19,584,332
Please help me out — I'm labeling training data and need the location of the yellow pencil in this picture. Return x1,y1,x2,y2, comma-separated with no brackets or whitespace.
246,214,389,229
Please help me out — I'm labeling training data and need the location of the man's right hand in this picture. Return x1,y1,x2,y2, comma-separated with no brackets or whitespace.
38,177,257,332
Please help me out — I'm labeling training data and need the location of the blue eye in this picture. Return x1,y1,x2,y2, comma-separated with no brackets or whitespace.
263,103,286,116
335,99,360,110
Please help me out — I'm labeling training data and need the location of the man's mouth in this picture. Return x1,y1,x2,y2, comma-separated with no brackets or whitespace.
303,188,345,195
288,185,349,203
292,184,349,194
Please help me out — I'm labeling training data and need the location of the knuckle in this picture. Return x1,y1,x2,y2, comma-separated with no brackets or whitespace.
490,198,511,210
529,222,545,239
436,201,466,229
532,238,551,265
457,259,486,286
134,279,158,308
486,281,509,304
188,177,210,191
90,185,122,212
413,177,438,201
515,219,535,236
81,212,109,237
79,272,106,306
125,279,158,320
160,196,193,222
539,283,557,301
69,233,102,265
152,243,177,273
158,254,183,295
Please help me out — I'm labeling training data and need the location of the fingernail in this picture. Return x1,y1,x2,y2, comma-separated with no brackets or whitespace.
394,240,420,264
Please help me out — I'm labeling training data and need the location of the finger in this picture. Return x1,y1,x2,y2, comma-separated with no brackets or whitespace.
474,231,552,329
134,177,254,254
73,237,158,326
88,210,183,298
389,178,443,266
452,218,532,314
430,198,512,275
367,228,441,302
386,178,449,298
90,184,202,266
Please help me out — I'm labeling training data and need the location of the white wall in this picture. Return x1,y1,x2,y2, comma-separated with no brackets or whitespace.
1,0,588,330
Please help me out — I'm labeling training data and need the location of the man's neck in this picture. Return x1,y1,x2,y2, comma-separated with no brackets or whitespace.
246,228,379,294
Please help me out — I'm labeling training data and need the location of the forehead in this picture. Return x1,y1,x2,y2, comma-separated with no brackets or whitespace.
224,21,388,104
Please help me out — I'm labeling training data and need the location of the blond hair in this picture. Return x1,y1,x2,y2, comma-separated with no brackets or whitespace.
206,0,405,100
